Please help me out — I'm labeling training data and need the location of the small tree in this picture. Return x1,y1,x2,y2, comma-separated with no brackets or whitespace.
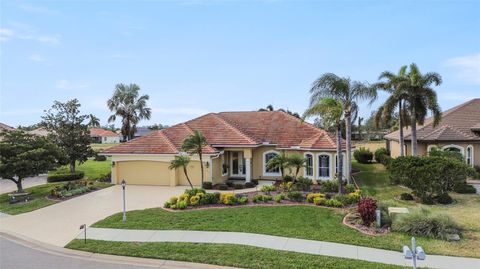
287,154,306,179
182,130,208,186
266,152,290,178
169,155,194,189
42,99,95,173
0,130,66,193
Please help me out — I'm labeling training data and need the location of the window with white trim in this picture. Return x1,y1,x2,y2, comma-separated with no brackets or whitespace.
318,154,330,178
305,153,313,177
466,146,473,166
264,151,280,175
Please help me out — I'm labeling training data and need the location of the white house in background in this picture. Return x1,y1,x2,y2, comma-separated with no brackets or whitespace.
90,128,121,144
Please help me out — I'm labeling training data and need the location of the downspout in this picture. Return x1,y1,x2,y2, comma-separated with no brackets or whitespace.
209,151,223,184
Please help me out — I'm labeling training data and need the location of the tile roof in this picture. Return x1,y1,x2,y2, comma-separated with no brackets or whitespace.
0,123,15,131
27,127,50,137
90,128,119,137
103,111,343,155
385,98,480,142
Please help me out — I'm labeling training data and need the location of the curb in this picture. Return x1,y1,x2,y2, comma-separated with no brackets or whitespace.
0,230,237,269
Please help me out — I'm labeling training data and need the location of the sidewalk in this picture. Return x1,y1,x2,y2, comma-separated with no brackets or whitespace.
78,228,480,269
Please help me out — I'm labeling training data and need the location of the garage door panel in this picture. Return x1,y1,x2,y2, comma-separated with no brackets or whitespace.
117,161,170,186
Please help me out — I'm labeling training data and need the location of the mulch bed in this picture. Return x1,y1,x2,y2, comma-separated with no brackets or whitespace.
342,212,389,236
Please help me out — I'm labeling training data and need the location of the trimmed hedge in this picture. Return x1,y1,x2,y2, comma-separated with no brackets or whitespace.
47,171,85,182
353,147,373,164
94,155,107,161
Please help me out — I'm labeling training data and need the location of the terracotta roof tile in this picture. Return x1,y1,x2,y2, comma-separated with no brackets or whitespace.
90,128,119,137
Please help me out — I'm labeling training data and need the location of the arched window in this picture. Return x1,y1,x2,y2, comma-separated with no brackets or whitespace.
263,150,280,176
304,153,313,178
466,145,474,166
442,145,464,156
318,154,330,179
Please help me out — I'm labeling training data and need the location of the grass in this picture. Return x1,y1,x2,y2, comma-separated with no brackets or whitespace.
48,158,111,180
1,159,112,215
353,161,480,258
66,240,406,269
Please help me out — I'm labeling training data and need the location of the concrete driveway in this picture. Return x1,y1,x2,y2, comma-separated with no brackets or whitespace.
0,175,47,194
0,185,187,247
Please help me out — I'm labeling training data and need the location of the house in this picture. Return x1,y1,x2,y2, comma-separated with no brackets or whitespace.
90,128,121,144
385,98,480,167
102,111,346,186
0,123,14,131
27,127,50,137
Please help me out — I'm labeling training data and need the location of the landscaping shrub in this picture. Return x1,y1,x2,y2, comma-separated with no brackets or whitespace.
279,181,293,192
237,196,248,204
92,172,111,182
454,184,477,194
50,180,94,198
234,183,245,190
392,209,461,240
251,179,259,185
275,193,285,203
245,182,255,188
169,196,178,204
185,188,206,197
220,193,237,205
357,197,377,226
94,154,107,161
400,193,414,201
319,180,338,193
252,194,262,203
47,171,85,182
390,156,476,203
428,147,463,161
226,181,235,188
353,147,374,164
313,197,326,205
217,184,228,190
201,192,220,204
307,193,325,203
346,189,362,203
293,177,312,191
177,200,188,210
262,195,273,202
283,175,294,182
260,185,276,194
190,195,200,206
374,148,390,163
345,184,356,194
287,191,304,202
324,198,343,207
163,201,171,208
202,182,213,189
436,193,453,205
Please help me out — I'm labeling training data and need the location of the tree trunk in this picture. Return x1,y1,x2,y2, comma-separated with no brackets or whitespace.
345,113,352,184
337,125,344,194
183,167,194,189
199,153,204,186
69,161,76,173
398,100,405,156
410,107,417,156
15,179,24,193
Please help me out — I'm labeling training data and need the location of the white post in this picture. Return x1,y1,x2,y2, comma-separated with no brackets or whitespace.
245,158,251,183
411,237,417,269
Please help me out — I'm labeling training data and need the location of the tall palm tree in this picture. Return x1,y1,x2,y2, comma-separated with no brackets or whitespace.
287,154,307,179
303,97,345,194
373,66,409,156
400,64,442,156
87,114,100,127
309,73,375,183
169,155,193,189
107,83,151,141
266,152,290,178
182,130,208,186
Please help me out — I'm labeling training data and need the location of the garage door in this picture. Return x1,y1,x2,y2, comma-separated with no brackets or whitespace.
117,161,171,186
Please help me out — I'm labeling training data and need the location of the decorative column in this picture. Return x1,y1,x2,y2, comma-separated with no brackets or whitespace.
245,158,251,183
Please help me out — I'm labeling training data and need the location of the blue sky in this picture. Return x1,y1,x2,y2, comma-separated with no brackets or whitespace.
1,0,479,128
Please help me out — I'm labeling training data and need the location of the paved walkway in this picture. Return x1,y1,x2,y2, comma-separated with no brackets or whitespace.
0,185,188,246
79,228,480,269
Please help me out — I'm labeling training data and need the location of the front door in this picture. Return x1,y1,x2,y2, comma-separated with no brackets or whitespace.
230,151,245,177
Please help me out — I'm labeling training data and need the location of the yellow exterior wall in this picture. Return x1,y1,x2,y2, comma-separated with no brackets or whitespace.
178,160,208,186
116,161,171,186
211,156,228,184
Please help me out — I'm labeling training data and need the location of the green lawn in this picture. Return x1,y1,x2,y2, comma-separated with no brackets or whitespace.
48,158,111,179
353,161,480,258
1,159,112,215
67,240,406,269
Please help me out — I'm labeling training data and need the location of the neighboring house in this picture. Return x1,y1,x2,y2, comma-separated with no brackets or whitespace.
385,98,480,167
90,128,121,144
27,127,50,137
102,111,346,186
133,127,153,139
0,123,15,131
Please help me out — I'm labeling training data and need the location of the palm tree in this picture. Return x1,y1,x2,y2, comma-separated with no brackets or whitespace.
309,73,375,183
182,130,208,186
287,154,307,179
107,83,151,141
400,64,442,156
266,152,290,178
87,114,100,127
169,155,193,189
303,97,345,194
373,66,409,156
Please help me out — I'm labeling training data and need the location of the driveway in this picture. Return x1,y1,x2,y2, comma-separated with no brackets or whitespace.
0,185,187,246
0,175,47,194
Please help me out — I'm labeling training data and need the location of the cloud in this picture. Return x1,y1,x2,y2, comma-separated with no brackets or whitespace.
0,28,14,42
29,54,46,62
445,53,480,84
55,80,89,90
19,4,59,15
37,35,60,45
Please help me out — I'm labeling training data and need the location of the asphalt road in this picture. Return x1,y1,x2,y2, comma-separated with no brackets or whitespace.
0,236,156,269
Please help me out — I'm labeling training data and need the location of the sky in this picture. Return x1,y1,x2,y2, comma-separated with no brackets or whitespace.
1,0,479,128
